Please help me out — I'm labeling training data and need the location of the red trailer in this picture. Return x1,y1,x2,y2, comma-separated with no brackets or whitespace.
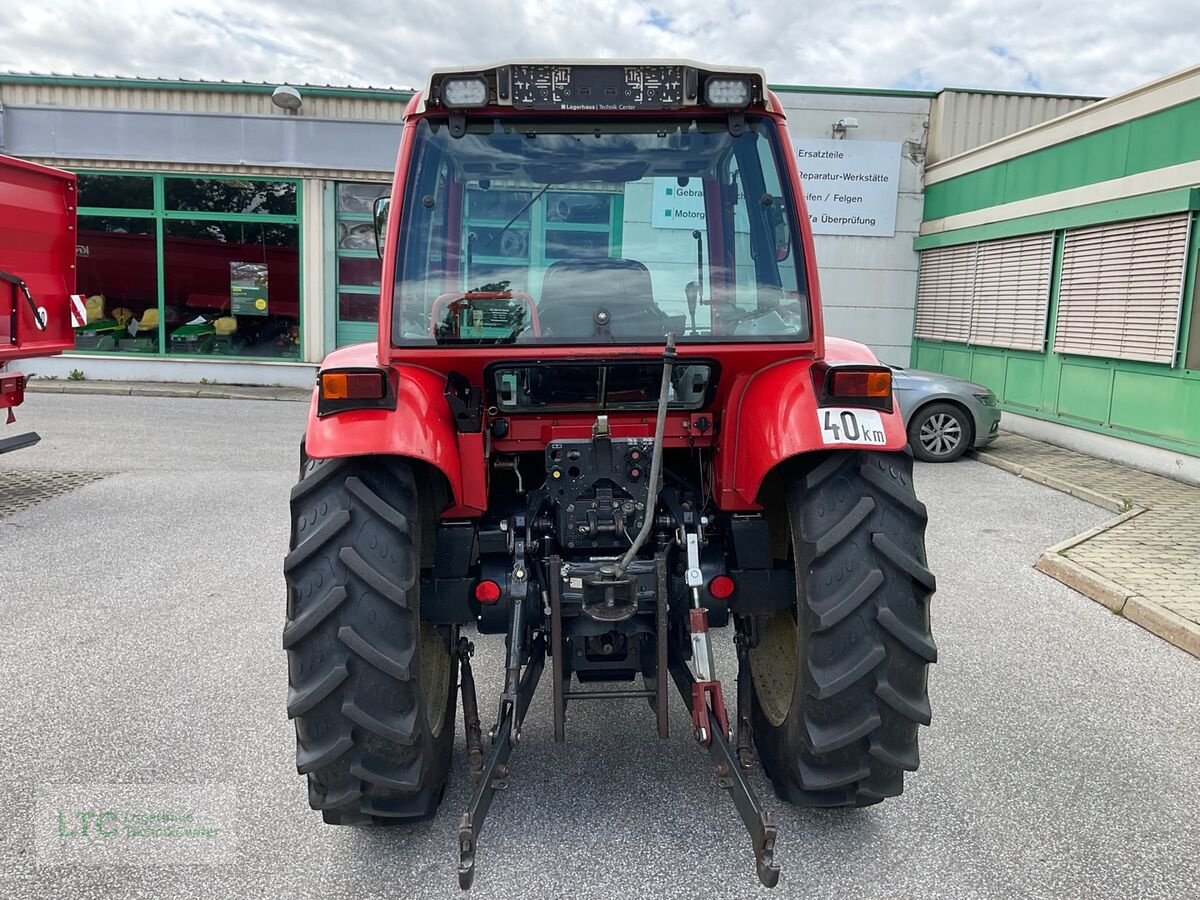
0,155,78,454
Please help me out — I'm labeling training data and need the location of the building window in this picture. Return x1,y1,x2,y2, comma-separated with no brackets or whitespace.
163,219,300,358
914,232,1053,351
74,172,302,359
1054,214,1191,365
77,173,154,210
332,182,389,347
164,178,297,216
75,214,159,352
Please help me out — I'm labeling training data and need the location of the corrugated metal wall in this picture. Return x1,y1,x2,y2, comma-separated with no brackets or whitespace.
20,156,393,182
0,82,407,121
927,90,1097,164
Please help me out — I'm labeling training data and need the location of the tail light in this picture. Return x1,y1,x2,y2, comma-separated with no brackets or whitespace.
474,580,501,604
1,372,26,410
316,368,396,417
818,365,893,413
708,575,736,600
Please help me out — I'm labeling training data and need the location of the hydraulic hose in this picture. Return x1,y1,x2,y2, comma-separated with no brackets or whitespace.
615,332,676,575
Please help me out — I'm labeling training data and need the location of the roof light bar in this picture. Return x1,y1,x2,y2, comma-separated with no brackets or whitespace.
425,61,765,112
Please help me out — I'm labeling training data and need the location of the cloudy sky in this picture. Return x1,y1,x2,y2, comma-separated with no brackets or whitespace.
3,1,1196,97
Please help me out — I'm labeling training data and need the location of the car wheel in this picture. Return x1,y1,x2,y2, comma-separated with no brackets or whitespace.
909,402,971,462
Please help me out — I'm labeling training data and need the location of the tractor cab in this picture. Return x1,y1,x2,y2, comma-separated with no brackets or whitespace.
386,64,807,351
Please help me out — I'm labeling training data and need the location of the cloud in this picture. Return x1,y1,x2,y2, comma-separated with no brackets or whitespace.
0,0,1195,97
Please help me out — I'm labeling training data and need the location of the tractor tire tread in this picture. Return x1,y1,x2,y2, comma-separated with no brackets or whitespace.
751,449,936,808
285,456,455,826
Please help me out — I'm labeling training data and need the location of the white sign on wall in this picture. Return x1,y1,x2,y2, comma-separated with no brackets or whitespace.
792,138,901,237
650,178,707,229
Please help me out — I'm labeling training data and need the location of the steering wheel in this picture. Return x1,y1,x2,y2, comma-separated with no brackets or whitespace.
430,291,541,338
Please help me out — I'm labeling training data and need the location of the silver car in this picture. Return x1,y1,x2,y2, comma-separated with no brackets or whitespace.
891,366,1002,462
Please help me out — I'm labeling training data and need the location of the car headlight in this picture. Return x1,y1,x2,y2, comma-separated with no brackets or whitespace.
973,392,997,407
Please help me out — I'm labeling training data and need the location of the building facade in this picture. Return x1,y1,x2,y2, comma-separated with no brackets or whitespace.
0,71,1096,389
912,65,1200,477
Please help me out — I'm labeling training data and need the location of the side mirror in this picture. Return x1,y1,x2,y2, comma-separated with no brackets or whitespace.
372,195,391,260
765,200,790,262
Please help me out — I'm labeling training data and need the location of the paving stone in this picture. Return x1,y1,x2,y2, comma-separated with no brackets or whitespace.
975,433,1200,656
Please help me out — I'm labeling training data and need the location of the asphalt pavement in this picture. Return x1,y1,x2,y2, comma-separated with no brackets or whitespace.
2,392,1198,899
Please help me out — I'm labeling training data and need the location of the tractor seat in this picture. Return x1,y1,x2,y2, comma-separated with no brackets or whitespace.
538,258,666,338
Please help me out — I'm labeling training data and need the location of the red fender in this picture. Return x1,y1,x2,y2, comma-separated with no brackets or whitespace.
303,343,479,513
718,338,909,508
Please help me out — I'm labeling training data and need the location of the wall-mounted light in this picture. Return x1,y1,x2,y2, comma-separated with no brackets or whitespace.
271,85,303,114
832,116,858,139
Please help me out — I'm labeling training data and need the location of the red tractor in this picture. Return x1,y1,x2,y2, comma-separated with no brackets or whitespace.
0,155,79,454
285,61,936,888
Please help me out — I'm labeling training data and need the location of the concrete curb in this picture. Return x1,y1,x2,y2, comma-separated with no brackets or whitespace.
1124,597,1200,659
27,380,310,403
1040,506,1145,556
975,446,1200,660
974,449,1125,513
1035,552,1134,614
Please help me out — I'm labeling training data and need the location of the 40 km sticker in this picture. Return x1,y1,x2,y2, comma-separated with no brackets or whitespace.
818,407,887,446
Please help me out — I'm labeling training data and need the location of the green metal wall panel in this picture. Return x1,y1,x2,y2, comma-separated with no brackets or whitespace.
1002,355,1046,409
1005,123,1129,206
1056,362,1113,424
1109,370,1199,441
923,98,1200,220
335,322,378,347
914,188,1200,250
911,339,1200,454
942,348,973,380
915,345,944,371
969,352,1006,394
1126,103,1200,175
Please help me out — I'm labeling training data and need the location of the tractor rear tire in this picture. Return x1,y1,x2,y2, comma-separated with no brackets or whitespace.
749,450,936,807
284,456,457,825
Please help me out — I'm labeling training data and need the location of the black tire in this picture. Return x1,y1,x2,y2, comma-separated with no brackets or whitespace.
749,450,936,807
908,402,972,462
284,456,457,825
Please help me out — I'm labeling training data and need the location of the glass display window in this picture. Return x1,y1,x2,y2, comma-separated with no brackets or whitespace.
73,172,302,359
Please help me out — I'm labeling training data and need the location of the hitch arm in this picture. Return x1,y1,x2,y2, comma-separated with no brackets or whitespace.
458,634,546,891
669,654,780,889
